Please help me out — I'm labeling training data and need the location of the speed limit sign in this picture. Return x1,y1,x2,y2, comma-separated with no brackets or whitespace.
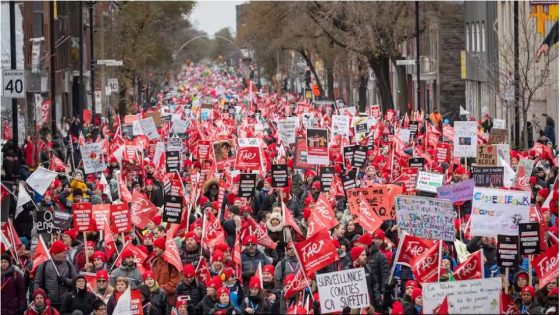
2,70,26,98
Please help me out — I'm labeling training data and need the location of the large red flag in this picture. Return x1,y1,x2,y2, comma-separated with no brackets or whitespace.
284,267,308,298
306,194,338,238
500,292,521,314
393,233,437,268
356,194,383,234
242,217,277,249
282,203,304,238
531,243,559,289
195,256,212,284
293,230,338,276
114,241,148,269
31,235,51,274
453,250,483,281
103,219,117,260
118,175,132,203
130,191,159,229
233,232,242,282
202,211,225,250
163,224,183,272
408,241,441,284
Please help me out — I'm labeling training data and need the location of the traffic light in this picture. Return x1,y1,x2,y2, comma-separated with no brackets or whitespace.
312,84,320,96
304,68,311,89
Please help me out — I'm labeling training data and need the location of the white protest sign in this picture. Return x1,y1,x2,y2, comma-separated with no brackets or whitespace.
331,115,350,139
137,117,159,140
171,118,188,134
132,120,143,136
80,143,107,174
277,117,298,144
395,195,455,241
423,278,501,314
471,187,531,237
352,117,369,144
316,268,369,314
493,119,505,129
415,171,444,193
453,121,478,158
398,129,411,144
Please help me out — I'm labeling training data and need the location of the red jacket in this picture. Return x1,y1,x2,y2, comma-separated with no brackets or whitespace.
24,301,60,315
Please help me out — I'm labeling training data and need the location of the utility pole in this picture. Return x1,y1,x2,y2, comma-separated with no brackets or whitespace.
79,1,84,115
514,1,520,148
90,2,95,115
415,1,421,113
50,1,56,131
9,1,18,147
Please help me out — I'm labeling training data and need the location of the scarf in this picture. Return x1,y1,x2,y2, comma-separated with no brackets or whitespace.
149,283,160,293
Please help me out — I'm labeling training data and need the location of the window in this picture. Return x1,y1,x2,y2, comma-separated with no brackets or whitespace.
476,22,480,52
466,23,470,52
482,22,486,52
472,23,476,52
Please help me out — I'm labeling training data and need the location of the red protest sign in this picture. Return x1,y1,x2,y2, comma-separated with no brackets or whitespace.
235,138,262,171
294,230,338,276
409,241,441,284
306,194,338,238
356,194,384,234
361,185,392,220
453,250,483,281
111,203,131,233
72,202,93,232
435,143,450,163
394,233,436,267
92,204,111,231
531,243,559,289
130,191,159,229
197,140,211,160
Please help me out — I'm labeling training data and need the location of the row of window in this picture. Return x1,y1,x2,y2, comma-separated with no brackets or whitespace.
466,21,486,52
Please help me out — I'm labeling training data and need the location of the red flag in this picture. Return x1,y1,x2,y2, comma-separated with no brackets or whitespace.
306,194,338,238
103,219,117,260
202,211,225,250
531,243,559,289
293,230,338,276
49,155,67,172
513,165,531,191
163,224,183,272
82,272,97,292
114,241,148,269
233,232,242,281
409,241,441,284
130,191,159,229
195,256,212,284
434,296,449,315
243,217,277,249
356,194,383,234
500,292,521,314
453,250,483,281
394,233,436,268
1,220,22,253
118,175,132,203
31,235,51,274
284,268,308,298
282,203,304,237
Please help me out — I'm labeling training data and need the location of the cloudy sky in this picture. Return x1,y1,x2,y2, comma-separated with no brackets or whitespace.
189,1,246,36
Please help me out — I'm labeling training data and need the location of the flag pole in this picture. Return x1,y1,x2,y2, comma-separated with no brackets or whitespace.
108,240,128,273
39,235,61,276
437,240,443,282
387,230,406,285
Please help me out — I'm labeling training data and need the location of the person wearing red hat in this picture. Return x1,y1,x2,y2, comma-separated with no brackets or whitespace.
75,240,96,272
85,250,107,273
151,237,181,308
209,250,225,277
373,229,393,263
195,277,222,314
241,276,270,314
109,248,142,290
180,231,201,267
142,271,169,314
544,287,559,314
173,298,189,315
176,263,205,315
241,235,269,284
144,178,164,207
209,286,241,315
92,270,112,304
25,288,61,315
520,286,543,314
33,240,77,310
406,287,423,314
356,232,390,307
350,245,382,311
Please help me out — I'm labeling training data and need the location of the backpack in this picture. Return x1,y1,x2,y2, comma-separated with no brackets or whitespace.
40,260,72,295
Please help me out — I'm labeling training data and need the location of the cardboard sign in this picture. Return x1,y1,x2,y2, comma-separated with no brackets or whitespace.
519,222,540,255
92,204,111,231
163,195,183,224
331,115,350,139
166,151,181,173
351,145,367,167
146,112,161,127
277,117,298,144
436,179,475,203
453,121,478,158
238,174,257,197
415,171,444,194
497,234,520,267
53,211,72,231
477,145,498,166
423,278,501,314
395,196,455,241
36,209,54,233
408,157,425,169
320,167,335,192
488,129,508,144
435,143,450,163
471,166,504,187
272,164,289,188
197,140,211,160
343,146,355,164
316,268,369,314
306,128,329,165
361,185,393,220
235,138,262,171
471,188,531,237
111,203,131,233
80,143,107,174
73,202,93,232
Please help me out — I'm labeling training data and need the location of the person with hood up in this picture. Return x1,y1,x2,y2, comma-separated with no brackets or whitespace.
1,254,26,315
265,212,289,257
142,271,168,315
175,263,206,315
151,237,181,308
59,275,97,315
241,276,270,315
203,178,221,202
109,248,142,289
24,288,61,315
209,286,242,315
543,287,559,315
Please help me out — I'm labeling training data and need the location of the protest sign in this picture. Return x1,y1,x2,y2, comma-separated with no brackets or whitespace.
415,171,444,193
395,196,455,241
52,211,72,231
171,118,188,134
277,117,298,144
92,204,111,231
213,139,235,170
453,121,478,158
166,151,181,173
342,174,357,191
163,195,184,224
488,129,508,144
73,202,93,232
397,168,418,194
137,117,159,140
493,119,506,129
320,167,334,192
351,145,367,167
331,115,350,139
422,278,501,314
353,117,369,143
111,203,131,233
293,230,339,276
235,138,262,171
515,158,535,184
408,157,425,169
294,137,313,169
477,145,498,166
531,244,559,289
361,185,392,220
36,209,54,233
409,121,419,141
471,188,531,236
167,137,182,152
80,143,107,174
316,268,369,314
370,105,380,119
471,166,504,187
197,140,211,160
343,146,355,164
146,111,161,127
271,164,289,188
497,235,520,267
436,179,475,203
238,173,257,197
306,128,329,165
398,129,411,144
519,222,540,255
435,143,450,163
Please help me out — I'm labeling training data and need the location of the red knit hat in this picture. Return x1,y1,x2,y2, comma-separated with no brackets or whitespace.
206,277,222,289
217,286,230,297
248,276,261,289
152,215,162,226
96,270,109,281
175,299,188,309
373,229,385,240
64,229,78,240
244,235,257,245
284,273,295,285
538,188,550,199
357,234,373,246
121,248,134,259
350,246,365,262
411,287,422,301
521,286,536,297
183,264,196,278
50,241,67,254
262,264,275,274
92,251,106,262
143,271,155,281
145,179,154,186
212,250,224,262
153,237,166,251
215,243,230,253
405,280,419,289
185,231,199,242
312,181,321,190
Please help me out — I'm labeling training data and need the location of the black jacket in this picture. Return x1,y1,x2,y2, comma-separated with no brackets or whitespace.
176,280,206,315
195,295,217,314
467,236,497,267
368,245,390,293
59,287,97,315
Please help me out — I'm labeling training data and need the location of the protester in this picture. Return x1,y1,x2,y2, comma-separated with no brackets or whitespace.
1,254,26,315
24,288,61,315
106,277,129,315
59,275,97,315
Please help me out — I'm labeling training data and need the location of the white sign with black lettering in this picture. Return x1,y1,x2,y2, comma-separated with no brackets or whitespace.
423,278,501,314
2,69,25,98
316,268,369,314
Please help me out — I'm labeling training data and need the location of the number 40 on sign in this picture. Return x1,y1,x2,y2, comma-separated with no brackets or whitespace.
2,70,26,98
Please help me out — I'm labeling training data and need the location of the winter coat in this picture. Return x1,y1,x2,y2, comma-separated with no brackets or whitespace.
175,280,206,315
146,188,164,208
195,295,218,314
368,245,390,293
284,197,302,220
225,281,245,308
241,250,270,283
520,301,544,315
24,301,61,315
59,286,97,315
179,246,201,267
1,266,26,314
148,287,169,315
253,190,274,212
361,264,381,307
109,263,142,289
545,116,556,145
467,237,497,267
273,255,299,284
151,255,181,306
209,302,242,315
33,259,77,307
